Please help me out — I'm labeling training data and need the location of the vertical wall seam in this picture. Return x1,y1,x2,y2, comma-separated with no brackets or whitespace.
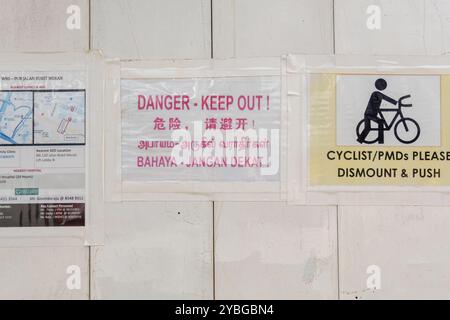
336,205,340,300
88,0,92,301
333,0,339,299
332,0,336,54
88,0,92,51
88,246,92,300
330,0,339,299
210,0,214,58
332,0,341,300
212,201,216,300
210,0,215,298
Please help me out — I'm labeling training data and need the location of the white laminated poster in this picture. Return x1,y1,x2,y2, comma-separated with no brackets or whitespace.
105,59,286,201
0,70,86,227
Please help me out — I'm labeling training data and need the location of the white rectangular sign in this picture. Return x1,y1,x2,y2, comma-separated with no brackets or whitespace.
121,76,281,182
0,71,86,227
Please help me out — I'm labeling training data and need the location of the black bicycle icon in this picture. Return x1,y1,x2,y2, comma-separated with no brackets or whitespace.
356,95,420,144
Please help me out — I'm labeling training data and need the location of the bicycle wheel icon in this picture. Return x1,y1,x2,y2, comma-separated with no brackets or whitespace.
356,119,379,144
356,118,420,144
394,118,420,144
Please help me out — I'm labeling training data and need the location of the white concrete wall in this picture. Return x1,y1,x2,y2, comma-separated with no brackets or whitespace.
91,202,213,300
212,0,333,58
335,0,450,55
0,247,89,299
215,202,338,299
92,0,211,59
339,206,450,299
0,0,89,53
1,0,449,299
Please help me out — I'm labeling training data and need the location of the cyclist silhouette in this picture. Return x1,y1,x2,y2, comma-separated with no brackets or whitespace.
357,78,397,144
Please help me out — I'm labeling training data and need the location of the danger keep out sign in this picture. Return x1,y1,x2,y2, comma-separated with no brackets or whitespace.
309,73,450,186
121,76,281,183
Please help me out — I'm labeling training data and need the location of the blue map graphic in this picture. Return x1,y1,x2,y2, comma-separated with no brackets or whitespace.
34,91,85,144
0,92,33,145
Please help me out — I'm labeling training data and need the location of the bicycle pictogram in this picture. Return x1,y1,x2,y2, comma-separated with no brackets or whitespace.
356,79,421,144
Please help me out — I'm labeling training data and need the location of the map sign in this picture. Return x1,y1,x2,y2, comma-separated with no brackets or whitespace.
0,71,86,228
0,90,85,146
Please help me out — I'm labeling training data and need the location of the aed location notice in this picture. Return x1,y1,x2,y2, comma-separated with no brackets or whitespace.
0,71,86,227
